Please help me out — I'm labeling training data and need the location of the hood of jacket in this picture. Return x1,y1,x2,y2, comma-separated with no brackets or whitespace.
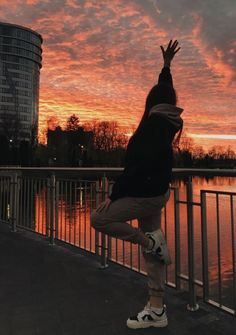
149,103,184,130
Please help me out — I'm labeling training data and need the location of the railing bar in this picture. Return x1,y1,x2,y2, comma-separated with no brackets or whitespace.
177,200,201,206
177,273,203,286
31,178,34,230
46,179,50,236
46,178,49,236
6,178,8,221
203,190,236,196
44,179,47,235
65,181,68,242
60,181,63,240
130,221,133,269
0,178,2,220
216,193,222,306
0,178,3,220
27,178,31,228
39,180,42,233
115,237,118,262
186,177,198,311
230,194,236,311
8,178,11,222
122,239,125,265
23,178,26,228
107,182,113,260
79,181,82,247
74,181,77,246
3,178,5,220
138,244,141,273
69,181,72,244
174,187,181,290
23,178,27,228
4,178,7,221
40,180,43,234
34,179,37,233
94,181,99,254
55,180,59,240
84,182,87,249
200,191,209,301
3,178,6,221
8,178,10,222
17,178,21,227
89,183,93,252
6,178,9,222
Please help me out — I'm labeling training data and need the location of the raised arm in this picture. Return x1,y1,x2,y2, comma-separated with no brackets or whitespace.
158,39,180,86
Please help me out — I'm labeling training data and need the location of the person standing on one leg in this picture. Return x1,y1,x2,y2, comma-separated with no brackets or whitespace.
91,39,183,329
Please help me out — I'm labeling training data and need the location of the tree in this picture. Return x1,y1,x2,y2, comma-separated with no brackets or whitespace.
84,120,128,151
208,145,224,159
65,114,80,131
224,146,236,159
178,130,195,152
192,145,205,159
46,116,59,131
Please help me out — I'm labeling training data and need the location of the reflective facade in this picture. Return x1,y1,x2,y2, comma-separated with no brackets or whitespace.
0,22,42,143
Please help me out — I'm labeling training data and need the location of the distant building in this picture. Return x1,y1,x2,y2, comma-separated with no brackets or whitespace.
0,22,43,145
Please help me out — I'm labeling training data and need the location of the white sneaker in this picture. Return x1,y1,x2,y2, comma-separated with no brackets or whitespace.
145,229,172,265
127,303,168,329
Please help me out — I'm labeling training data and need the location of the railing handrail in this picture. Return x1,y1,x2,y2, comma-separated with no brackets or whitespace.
0,166,235,177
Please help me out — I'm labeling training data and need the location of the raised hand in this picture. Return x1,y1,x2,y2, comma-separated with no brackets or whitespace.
160,40,181,67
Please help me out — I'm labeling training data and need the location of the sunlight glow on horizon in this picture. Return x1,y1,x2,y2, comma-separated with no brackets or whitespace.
189,134,236,140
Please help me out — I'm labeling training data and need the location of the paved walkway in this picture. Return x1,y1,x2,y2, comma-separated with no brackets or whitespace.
0,223,235,335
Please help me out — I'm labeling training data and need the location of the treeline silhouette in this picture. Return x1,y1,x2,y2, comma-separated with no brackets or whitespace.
35,114,235,169
34,114,129,167
1,113,235,168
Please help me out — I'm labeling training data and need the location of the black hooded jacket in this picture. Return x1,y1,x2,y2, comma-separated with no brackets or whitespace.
109,67,183,202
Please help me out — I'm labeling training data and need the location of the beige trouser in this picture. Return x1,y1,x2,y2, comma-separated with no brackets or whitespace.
91,189,170,298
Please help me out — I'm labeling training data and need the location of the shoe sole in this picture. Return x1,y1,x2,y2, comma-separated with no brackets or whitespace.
127,318,168,329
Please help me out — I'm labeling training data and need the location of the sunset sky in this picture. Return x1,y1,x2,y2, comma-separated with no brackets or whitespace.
0,0,236,150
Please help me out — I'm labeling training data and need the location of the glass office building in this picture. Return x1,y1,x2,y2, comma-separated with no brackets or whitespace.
0,22,42,144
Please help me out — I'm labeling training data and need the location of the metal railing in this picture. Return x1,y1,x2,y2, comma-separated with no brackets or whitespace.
0,167,235,315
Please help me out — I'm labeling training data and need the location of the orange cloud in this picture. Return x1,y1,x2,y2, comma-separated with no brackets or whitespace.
0,0,235,151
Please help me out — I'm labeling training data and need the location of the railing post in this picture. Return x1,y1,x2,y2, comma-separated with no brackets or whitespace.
107,182,113,260
95,180,100,255
174,187,181,290
49,173,56,245
9,173,18,232
100,174,109,269
55,180,59,240
46,178,50,238
200,191,209,302
186,176,199,311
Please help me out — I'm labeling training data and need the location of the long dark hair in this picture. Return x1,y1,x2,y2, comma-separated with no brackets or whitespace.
134,84,177,135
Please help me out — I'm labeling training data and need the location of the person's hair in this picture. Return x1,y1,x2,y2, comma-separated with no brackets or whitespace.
134,84,177,135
